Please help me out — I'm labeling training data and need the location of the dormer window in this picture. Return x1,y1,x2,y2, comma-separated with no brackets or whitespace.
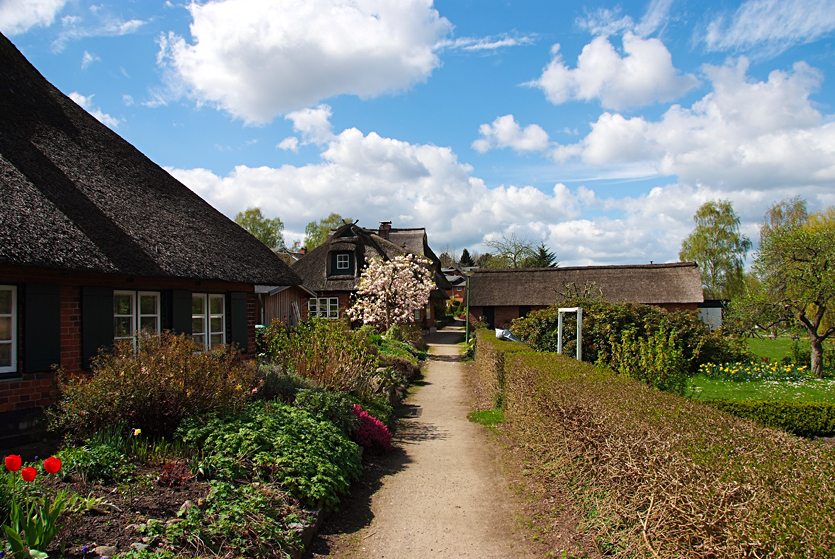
330,251,354,275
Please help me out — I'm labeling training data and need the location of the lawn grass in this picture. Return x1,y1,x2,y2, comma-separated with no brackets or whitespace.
745,336,796,362
688,374,835,403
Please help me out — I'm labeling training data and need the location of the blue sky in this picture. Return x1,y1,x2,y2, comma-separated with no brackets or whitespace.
3,0,835,265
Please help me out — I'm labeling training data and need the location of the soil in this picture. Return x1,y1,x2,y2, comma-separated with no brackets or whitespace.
305,324,590,558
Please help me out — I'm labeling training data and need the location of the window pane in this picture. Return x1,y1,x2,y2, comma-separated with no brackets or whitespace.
140,294,158,315
192,296,205,314
192,334,205,347
329,299,338,317
0,317,10,341
0,343,10,367
114,294,133,315
140,316,158,333
210,334,223,348
0,290,11,315
210,317,223,333
115,317,133,337
192,317,206,334
210,296,224,315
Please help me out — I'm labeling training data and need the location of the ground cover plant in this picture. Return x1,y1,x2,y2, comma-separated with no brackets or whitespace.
473,330,835,557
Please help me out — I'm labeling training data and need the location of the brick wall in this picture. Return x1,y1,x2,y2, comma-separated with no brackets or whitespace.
0,266,260,447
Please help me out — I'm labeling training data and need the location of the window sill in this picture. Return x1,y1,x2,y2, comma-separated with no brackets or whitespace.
0,372,23,382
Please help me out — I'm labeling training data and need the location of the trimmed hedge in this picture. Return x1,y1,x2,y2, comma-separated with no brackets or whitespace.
476,335,835,557
474,330,535,407
703,399,835,437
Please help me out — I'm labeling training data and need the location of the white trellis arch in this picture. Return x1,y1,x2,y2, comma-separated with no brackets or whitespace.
557,307,582,361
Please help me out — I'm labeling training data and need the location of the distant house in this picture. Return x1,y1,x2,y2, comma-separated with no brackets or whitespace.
442,266,467,303
468,262,704,329
291,222,451,330
0,33,301,447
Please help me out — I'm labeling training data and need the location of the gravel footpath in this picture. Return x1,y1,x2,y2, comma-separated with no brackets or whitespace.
308,325,533,558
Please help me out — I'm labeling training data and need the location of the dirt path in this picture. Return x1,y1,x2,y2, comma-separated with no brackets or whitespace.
306,325,533,558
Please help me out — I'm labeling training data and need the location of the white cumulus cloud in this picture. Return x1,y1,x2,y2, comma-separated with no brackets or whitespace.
472,115,550,153
157,0,453,124
68,91,120,128
529,33,698,110
0,0,68,35
703,0,835,58
552,58,835,192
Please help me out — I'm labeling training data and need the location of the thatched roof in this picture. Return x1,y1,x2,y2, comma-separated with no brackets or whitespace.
0,33,301,287
469,263,704,306
292,223,451,294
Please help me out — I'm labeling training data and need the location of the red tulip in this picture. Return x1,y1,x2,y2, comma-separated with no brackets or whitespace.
21,467,36,482
43,456,61,474
4,454,22,472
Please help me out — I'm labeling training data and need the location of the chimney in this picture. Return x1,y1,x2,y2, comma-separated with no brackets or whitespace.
300,247,307,255
379,221,392,239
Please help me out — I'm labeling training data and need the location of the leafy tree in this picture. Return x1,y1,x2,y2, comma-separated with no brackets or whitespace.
523,242,558,268
459,248,474,267
679,200,752,299
730,201,835,377
346,255,436,331
483,232,536,268
438,252,455,267
303,213,352,249
234,207,285,249
760,196,807,243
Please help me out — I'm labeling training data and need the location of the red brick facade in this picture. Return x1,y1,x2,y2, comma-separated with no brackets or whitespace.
0,266,259,447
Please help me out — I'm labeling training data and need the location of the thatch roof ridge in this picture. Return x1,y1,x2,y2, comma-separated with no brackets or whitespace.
0,32,300,287
469,262,703,306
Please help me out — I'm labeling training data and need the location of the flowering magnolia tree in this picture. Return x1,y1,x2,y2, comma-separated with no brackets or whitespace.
347,254,435,331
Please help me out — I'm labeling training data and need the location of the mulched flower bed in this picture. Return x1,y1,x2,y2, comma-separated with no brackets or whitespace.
43,466,209,558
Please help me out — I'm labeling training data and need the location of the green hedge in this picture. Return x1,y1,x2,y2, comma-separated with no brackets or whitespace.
474,340,835,557
474,330,535,407
703,399,835,437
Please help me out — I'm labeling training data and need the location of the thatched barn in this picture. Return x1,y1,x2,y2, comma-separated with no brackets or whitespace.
468,262,704,329
291,222,451,330
0,33,301,446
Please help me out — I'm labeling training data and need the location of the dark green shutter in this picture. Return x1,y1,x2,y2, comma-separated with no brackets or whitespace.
229,292,248,351
24,283,61,372
82,286,114,369
171,290,192,335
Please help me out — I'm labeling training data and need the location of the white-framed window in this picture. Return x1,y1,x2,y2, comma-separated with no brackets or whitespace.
456,286,463,292
426,305,431,320
114,291,161,347
192,294,226,350
0,285,17,374
308,297,339,319
414,309,421,321
336,253,350,270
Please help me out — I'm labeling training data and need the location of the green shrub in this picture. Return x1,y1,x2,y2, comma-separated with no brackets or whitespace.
294,388,360,435
178,401,361,507
608,320,690,394
252,364,316,403
48,332,255,439
348,394,393,426
704,399,835,437
262,318,376,398
511,299,751,386
489,350,835,557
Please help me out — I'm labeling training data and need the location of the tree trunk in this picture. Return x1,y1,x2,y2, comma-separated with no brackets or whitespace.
810,336,825,378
